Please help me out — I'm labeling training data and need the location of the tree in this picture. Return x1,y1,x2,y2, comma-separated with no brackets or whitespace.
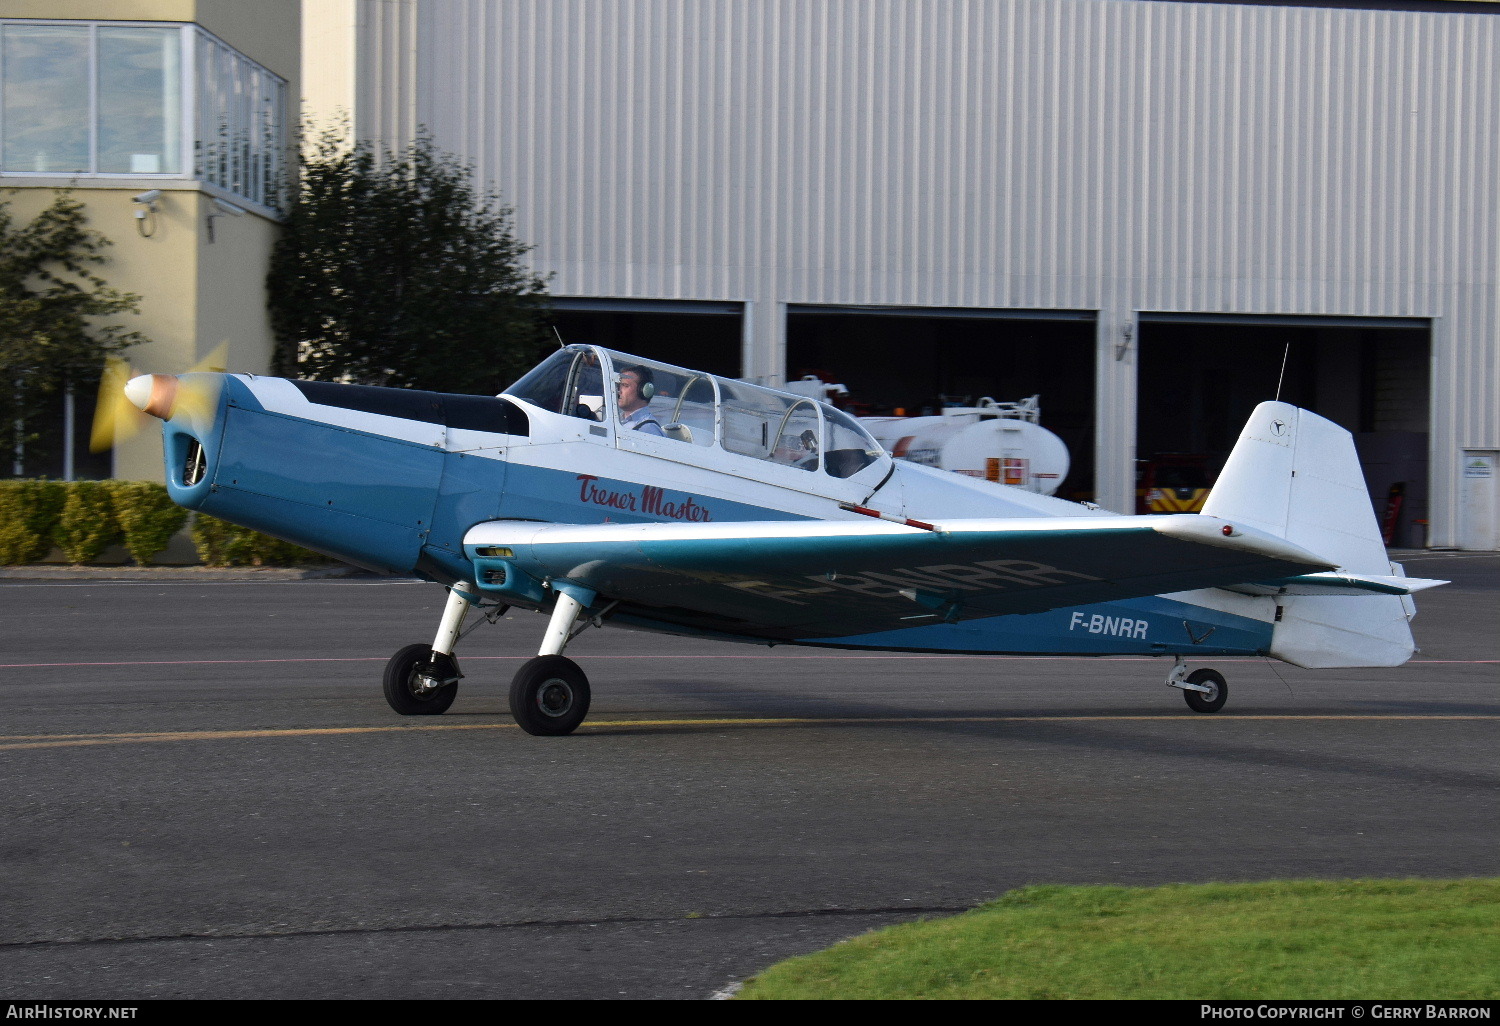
267,127,552,395
0,190,146,473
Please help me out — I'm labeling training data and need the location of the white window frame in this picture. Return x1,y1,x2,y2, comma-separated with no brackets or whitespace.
0,19,286,212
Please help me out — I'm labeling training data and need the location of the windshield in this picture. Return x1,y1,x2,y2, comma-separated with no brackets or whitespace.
505,346,605,420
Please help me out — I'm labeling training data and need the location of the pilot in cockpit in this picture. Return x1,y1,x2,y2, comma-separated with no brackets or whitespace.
616,366,665,436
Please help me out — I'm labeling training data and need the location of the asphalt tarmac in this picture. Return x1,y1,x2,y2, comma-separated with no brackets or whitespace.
0,550,1495,1000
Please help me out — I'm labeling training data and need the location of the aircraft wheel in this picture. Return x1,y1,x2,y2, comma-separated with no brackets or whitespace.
1182,668,1228,713
510,655,591,736
383,643,459,715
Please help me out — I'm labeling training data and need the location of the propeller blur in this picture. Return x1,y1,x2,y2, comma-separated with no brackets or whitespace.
90,343,228,454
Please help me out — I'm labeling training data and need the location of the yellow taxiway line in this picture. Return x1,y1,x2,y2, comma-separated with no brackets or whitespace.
1,714,1497,751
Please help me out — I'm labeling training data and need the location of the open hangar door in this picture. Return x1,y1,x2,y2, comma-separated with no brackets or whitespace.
547,298,744,378
786,306,1097,500
1136,313,1432,546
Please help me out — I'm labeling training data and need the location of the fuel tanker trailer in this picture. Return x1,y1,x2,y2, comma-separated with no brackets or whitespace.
860,396,1069,496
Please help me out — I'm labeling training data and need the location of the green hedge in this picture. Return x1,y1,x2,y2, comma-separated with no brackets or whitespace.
0,480,68,564
0,480,331,567
188,511,330,567
57,481,121,564
109,481,189,566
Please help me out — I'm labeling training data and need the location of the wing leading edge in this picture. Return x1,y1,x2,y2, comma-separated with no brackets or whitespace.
463,515,1336,641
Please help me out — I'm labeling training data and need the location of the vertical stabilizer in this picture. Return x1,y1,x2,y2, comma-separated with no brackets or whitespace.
1201,402,1389,574
1201,402,1415,668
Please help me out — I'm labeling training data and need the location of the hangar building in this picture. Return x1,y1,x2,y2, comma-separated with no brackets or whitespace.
307,0,1500,549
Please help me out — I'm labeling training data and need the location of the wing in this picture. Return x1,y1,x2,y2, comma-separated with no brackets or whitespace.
463,514,1337,641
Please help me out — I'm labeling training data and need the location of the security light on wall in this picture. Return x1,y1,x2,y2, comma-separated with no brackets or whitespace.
205,197,247,243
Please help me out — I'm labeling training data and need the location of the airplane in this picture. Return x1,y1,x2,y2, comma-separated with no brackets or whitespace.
116,343,1446,735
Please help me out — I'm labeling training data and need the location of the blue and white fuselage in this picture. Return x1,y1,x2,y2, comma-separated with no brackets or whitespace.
140,344,1441,732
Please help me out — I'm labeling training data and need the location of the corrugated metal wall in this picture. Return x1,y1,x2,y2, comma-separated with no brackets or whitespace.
355,0,418,149
357,0,1500,542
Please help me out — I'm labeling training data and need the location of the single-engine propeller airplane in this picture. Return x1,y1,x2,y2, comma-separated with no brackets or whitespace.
117,343,1445,735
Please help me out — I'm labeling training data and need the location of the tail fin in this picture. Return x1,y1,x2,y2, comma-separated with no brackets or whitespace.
1202,403,1389,573
1202,402,1421,668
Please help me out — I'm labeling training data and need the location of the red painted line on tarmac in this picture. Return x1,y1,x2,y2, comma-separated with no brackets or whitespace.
1,654,1495,670
1,655,1152,669
0,657,391,669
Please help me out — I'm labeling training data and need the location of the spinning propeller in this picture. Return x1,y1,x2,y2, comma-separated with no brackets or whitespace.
89,342,229,452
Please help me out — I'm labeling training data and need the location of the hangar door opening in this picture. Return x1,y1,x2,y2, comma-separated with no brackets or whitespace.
786,306,1098,500
547,298,744,378
1136,314,1431,546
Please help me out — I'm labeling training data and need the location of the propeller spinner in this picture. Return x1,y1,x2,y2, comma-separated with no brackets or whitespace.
123,373,180,420
88,342,229,452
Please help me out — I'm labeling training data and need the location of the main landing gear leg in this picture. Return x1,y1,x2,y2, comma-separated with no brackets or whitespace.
382,584,470,715
1165,657,1229,713
509,585,595,736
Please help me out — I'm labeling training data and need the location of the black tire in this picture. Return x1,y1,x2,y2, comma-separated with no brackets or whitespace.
509,655,591,736
383,643,459,715
1182,668,1228,713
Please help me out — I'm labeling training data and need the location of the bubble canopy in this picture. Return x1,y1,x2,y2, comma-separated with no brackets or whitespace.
505,345,884,479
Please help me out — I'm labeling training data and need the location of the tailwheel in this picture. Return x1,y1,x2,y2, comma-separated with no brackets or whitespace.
509,655,591,736
383,643,460,715
1182,668,1228,714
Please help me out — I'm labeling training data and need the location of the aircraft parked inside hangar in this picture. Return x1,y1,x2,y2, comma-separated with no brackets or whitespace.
112,344,1444,735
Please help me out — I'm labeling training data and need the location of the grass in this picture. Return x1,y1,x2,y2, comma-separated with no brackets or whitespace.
734,878,1500,1000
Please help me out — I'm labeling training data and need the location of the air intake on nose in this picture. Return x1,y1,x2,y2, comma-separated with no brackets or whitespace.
483,566,508,586
183,438,206,485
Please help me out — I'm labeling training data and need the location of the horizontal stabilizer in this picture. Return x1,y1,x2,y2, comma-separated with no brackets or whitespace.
1222,572,1449,597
